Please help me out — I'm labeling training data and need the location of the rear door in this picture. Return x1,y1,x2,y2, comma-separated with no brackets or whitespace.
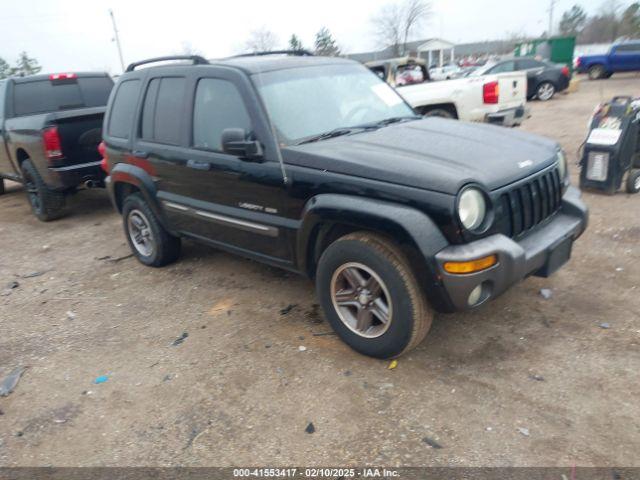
135,67,291,262
516,58,545,97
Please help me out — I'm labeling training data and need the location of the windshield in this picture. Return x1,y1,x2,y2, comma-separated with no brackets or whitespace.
253,64,415,144
470,63,496,76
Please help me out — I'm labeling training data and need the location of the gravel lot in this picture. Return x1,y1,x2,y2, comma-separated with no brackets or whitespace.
1,73,639,467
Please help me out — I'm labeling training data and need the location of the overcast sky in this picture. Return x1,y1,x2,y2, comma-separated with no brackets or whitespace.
0,0,628,74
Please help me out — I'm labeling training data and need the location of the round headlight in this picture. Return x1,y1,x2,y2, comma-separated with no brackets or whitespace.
458,187,487,231
557,149,567,179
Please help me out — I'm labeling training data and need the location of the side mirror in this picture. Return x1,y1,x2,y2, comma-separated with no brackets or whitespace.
221,128,263,161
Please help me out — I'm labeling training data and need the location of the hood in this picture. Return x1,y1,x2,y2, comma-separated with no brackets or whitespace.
284,118,559,195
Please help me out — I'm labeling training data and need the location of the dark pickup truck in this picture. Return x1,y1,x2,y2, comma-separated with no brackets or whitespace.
0,72,114,220
103,54,588,359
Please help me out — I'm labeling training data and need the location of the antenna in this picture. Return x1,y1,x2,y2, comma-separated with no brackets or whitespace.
109,9,125,73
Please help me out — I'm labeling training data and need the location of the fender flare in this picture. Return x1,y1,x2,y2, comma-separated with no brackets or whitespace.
297,194,454,312
107,163,171,231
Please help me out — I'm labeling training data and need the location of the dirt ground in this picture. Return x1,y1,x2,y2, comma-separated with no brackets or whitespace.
1,73,639,468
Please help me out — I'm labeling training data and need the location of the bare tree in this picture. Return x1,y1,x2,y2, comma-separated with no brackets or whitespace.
371,0,431,56
245,27,279,53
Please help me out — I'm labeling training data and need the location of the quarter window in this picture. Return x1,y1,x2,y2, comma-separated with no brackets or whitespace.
192,78,252,152
107,79,141,139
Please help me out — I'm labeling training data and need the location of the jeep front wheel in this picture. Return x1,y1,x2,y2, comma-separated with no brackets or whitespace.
122,193,181,267
316,232,433,358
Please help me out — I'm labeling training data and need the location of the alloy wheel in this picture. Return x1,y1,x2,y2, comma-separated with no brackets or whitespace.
127,209,155,257
537,83,555,101
330,262,393,338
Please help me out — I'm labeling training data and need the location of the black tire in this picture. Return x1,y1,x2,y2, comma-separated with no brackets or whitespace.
20,158,65,221
588,65,605,80
422,108,455,119
316,232,433,358
122,193,181,267
626,169,640,194
536,81,556,101
0,178,4,195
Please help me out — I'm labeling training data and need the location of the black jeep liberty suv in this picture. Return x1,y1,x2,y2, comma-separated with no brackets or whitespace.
101,53,588,358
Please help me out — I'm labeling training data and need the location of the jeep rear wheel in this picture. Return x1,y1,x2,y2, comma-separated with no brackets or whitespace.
122,193,181,267
20,159,65,221
0,178,4,195
316,232,432,358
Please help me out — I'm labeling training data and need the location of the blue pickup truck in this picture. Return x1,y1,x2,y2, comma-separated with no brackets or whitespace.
576,41,640,80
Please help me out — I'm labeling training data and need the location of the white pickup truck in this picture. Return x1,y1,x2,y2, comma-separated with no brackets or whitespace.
367,57,529,127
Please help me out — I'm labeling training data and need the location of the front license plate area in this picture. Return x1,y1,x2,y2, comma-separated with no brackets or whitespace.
537,237,573,277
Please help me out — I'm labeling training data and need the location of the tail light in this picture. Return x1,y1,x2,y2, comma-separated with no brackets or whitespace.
575,57,581,68
98,141,110,173
483,81,499,104
42,127,63,160
561,66,570,77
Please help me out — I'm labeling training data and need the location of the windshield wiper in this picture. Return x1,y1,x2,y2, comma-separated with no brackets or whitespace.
296,116,421,146
374,115,422,126
297,127,371,145
352,115,422,130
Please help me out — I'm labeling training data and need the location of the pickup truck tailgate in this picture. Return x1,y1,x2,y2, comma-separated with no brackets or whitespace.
494,71,527,109
47,107,105,167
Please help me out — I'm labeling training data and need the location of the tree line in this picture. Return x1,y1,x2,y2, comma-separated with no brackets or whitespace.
559,2,640,43
0,52,42,79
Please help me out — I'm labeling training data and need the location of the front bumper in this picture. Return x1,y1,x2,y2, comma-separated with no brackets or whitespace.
434,186,588,311
485,105,530,127
48,161,105,190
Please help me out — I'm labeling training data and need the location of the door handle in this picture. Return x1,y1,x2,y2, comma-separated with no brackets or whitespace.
187,159,210,171
132,150,149,159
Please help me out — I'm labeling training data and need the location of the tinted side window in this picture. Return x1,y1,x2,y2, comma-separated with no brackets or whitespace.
193,79,252,152
140,77,186,145
518,59,543,70
489,61,515,74
615,44,640,53
107,79,141,139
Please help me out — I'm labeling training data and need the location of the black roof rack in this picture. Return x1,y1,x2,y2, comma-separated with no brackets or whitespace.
125,55,209,72
229,50,315,59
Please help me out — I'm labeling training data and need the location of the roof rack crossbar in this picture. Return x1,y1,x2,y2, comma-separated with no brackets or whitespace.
125,55,209,72
229,50,315,59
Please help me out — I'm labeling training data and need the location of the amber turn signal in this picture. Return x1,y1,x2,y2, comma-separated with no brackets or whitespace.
443,254,498,274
